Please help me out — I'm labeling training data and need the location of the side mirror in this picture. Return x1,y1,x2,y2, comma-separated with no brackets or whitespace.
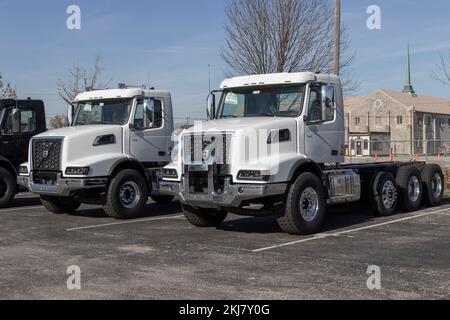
12,109,20,134
143,98,155,129
67,104,74,126
321,85,335,121
206,93,216,120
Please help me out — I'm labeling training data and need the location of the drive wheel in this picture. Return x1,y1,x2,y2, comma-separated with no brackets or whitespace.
104,169,148,219
370,171,398,216
0,167,16,208
150,195,175,204
182,204,227,227
277,172,325,235
421,164,444,206
396,166,423,212
40,196,81,214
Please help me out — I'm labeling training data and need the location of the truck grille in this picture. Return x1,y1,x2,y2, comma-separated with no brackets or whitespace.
32,139,62,171
183,133,231,164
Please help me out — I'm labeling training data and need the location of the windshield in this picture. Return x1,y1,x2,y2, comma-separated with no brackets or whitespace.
217,85,305,119
74,98,133,126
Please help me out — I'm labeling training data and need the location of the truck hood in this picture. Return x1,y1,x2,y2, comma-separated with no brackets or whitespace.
35,125,122,141
184,117,297,135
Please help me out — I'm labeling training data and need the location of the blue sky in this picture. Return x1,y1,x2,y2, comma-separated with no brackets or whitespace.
0,0,450,122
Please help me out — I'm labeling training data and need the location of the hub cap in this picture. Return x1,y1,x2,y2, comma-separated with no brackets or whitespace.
119,181,141,209
299,187,319,222
408,176,420,202
381,180,397,209
431,173,443,199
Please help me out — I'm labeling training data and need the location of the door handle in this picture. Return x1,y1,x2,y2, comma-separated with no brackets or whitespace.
306,134,313,138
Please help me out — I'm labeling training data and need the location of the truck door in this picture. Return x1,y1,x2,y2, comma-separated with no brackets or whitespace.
16,107,39,165
129,97,170,163
0,108,18,164
303,84,340,163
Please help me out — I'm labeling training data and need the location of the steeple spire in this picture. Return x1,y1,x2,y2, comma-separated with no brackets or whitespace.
402,44,417,97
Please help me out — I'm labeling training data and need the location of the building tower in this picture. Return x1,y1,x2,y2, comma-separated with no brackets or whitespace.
402,45,417,97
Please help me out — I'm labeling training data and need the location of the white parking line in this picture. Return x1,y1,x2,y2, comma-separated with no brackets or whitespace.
253,207,450,252
0,205,44,213
66,214,185,231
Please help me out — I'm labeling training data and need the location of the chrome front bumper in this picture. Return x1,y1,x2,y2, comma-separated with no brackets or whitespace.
160,176,287,209
17,173,108,197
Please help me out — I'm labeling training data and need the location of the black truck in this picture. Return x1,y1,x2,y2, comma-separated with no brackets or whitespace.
0,99,46,207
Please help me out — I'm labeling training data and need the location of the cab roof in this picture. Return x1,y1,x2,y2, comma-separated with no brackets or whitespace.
219,72,341,89
74,88,170,102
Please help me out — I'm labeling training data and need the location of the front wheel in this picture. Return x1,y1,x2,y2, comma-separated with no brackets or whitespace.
182,204,227,227
277,172,326,235
103,169,149,219
0,167,16,208
40,196,81,214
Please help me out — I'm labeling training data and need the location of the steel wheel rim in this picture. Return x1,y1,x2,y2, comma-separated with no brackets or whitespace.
119,181,141,209
431,173,443,199
408,176,420,202
299,187,319,222
381,180,397,209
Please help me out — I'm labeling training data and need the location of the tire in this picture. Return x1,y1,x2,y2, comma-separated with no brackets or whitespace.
150,195,174,204
103,169,149,219
396,166,423,212
277,172,326,235
421,164,444,207
182,204,227,227
0,167,16,208
370,172,398,216
40,196,81,214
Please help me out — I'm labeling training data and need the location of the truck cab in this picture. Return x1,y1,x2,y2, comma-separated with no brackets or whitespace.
0,99,46,207
18,87,175,218
161,72,444,234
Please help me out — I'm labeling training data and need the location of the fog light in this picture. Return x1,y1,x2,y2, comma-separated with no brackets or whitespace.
162,168,178,179
19,166,28,175
237,170,270,181
65,167,90,175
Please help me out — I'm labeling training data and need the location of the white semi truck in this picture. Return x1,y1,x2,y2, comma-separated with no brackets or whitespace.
161,72,445,235
18,86,175,218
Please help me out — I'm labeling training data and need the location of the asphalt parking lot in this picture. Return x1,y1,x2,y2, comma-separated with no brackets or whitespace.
0,193,449,300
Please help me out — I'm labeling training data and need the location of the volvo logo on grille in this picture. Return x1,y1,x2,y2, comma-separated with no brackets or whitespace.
42,150,49,159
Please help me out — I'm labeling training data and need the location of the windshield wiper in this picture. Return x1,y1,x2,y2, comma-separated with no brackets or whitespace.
250,113,276,117
220,115,238,118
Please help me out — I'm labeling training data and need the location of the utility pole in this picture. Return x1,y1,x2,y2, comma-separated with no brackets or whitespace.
208,64,211,92
334,0,341,76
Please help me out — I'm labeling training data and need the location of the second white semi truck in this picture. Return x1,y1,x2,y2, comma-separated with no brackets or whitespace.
161,72,445,235
18,86,175,218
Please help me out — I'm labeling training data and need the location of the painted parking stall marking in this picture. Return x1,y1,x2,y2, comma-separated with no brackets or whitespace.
66,214,184,231
253,206,450,252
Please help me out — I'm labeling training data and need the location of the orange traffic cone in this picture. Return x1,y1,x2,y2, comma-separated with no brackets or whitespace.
388,152,394,162
415,154,420,161
436,153,442,161
374,153,378,161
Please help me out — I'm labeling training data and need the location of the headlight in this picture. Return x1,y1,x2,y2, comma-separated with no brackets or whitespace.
65,167,90,175
237,170,270,181
162,168,178,179
19,166,28,175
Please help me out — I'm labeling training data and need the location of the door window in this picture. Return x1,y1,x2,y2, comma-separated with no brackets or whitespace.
134,99,163,129
20,110,36,133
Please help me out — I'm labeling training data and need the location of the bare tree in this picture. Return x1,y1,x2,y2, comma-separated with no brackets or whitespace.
57,55,106,106
222,0,358,92
49,115,70,129
0,73,17,99
432,53,450,86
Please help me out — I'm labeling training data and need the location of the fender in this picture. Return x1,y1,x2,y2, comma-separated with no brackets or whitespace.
107,157,147,177
287,158,323,182
0,155,17,175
